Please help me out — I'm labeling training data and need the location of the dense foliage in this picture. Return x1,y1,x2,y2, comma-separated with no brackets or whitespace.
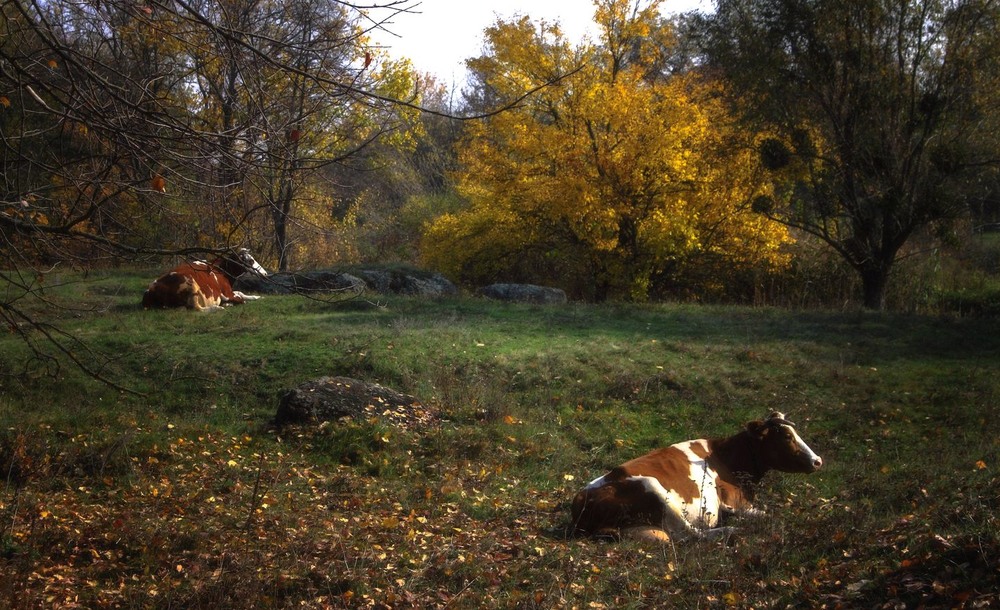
699,0,1000,308
423,1,793,301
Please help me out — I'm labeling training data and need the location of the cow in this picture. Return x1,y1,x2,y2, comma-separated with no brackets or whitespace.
570,411,822,543
142,248,268,311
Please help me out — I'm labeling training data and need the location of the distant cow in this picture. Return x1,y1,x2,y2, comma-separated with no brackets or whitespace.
142,248,267,311
570,412,822,543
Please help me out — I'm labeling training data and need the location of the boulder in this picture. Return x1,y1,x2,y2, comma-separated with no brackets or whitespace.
274,376,434,430
234,267,457,298
478,283,567,304
354,268,458,297
234,271,364,295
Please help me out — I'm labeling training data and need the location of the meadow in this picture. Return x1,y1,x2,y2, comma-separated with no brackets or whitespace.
1,269,998,608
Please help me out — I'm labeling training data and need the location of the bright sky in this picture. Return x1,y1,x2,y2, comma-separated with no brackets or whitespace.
367,0,710,88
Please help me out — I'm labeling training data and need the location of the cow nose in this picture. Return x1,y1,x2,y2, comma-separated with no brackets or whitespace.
812,456,823,470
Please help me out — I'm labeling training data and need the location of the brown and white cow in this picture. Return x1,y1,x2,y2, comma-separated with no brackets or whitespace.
570,412,822,543
142,248,267,311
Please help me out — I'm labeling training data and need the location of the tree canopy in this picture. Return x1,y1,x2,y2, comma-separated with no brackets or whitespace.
422,0,792,301
699,0,1000,309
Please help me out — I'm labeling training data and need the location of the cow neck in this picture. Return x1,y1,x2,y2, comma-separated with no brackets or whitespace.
707,430,768,494
211,258,237,283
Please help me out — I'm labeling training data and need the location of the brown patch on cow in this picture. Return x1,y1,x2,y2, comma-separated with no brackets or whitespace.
704,434,762,505
714,476,750,511
143,273,196,308
613,446,701,504
688,440,710,459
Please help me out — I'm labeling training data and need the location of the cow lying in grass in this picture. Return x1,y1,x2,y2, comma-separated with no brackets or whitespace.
142,248,267,311
570,412,822,543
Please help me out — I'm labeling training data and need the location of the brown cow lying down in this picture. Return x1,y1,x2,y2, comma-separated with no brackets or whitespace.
570,412,822,543
142,248,267,311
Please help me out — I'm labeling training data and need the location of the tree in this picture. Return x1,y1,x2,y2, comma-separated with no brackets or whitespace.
423,0,791,301
699,0,1000,309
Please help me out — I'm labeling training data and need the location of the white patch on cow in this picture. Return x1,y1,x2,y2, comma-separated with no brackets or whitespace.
627,475,712,539
585,474,607,490
671,439,722,528
784,424,823,471
238,249,268,276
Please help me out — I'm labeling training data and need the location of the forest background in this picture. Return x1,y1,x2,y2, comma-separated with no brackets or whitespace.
3,0,1000,315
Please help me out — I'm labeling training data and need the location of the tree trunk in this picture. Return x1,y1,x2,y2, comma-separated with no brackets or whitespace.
859,262,891,311
272,183,293,272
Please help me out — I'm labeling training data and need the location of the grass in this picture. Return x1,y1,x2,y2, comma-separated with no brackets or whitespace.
1,269,999,608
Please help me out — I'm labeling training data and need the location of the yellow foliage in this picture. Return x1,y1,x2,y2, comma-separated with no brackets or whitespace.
424,0,792,300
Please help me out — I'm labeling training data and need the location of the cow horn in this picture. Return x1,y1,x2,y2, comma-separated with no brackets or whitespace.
766,411,796,427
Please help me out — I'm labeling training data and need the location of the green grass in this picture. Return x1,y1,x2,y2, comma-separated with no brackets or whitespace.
1,269,999,608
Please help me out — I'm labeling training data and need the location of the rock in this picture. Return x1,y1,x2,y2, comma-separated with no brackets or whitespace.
478,283,567,304
234,267,457,297
353,268,458,297
234,271,364,295
274,376,434,430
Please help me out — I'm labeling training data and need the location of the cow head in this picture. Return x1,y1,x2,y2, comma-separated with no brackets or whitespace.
748,411,823,474
235,248,268,277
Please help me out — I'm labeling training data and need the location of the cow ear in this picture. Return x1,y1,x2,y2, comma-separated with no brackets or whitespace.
746,420,768,438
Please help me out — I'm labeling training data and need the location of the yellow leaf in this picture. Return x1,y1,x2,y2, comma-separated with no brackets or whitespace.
723,591,740,606
0,96,9,108
47,59,58,69
975,460,987,470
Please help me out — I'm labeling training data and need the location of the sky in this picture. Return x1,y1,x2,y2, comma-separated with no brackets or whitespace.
366,0,710,88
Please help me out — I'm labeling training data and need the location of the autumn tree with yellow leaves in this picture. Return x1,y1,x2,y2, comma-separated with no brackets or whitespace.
422,0,792,301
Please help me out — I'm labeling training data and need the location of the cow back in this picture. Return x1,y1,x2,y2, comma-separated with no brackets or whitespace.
172,261,237,306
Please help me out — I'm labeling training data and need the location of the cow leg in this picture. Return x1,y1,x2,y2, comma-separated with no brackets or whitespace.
622,525,671,543
232,291,261,301
698,526,736,541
